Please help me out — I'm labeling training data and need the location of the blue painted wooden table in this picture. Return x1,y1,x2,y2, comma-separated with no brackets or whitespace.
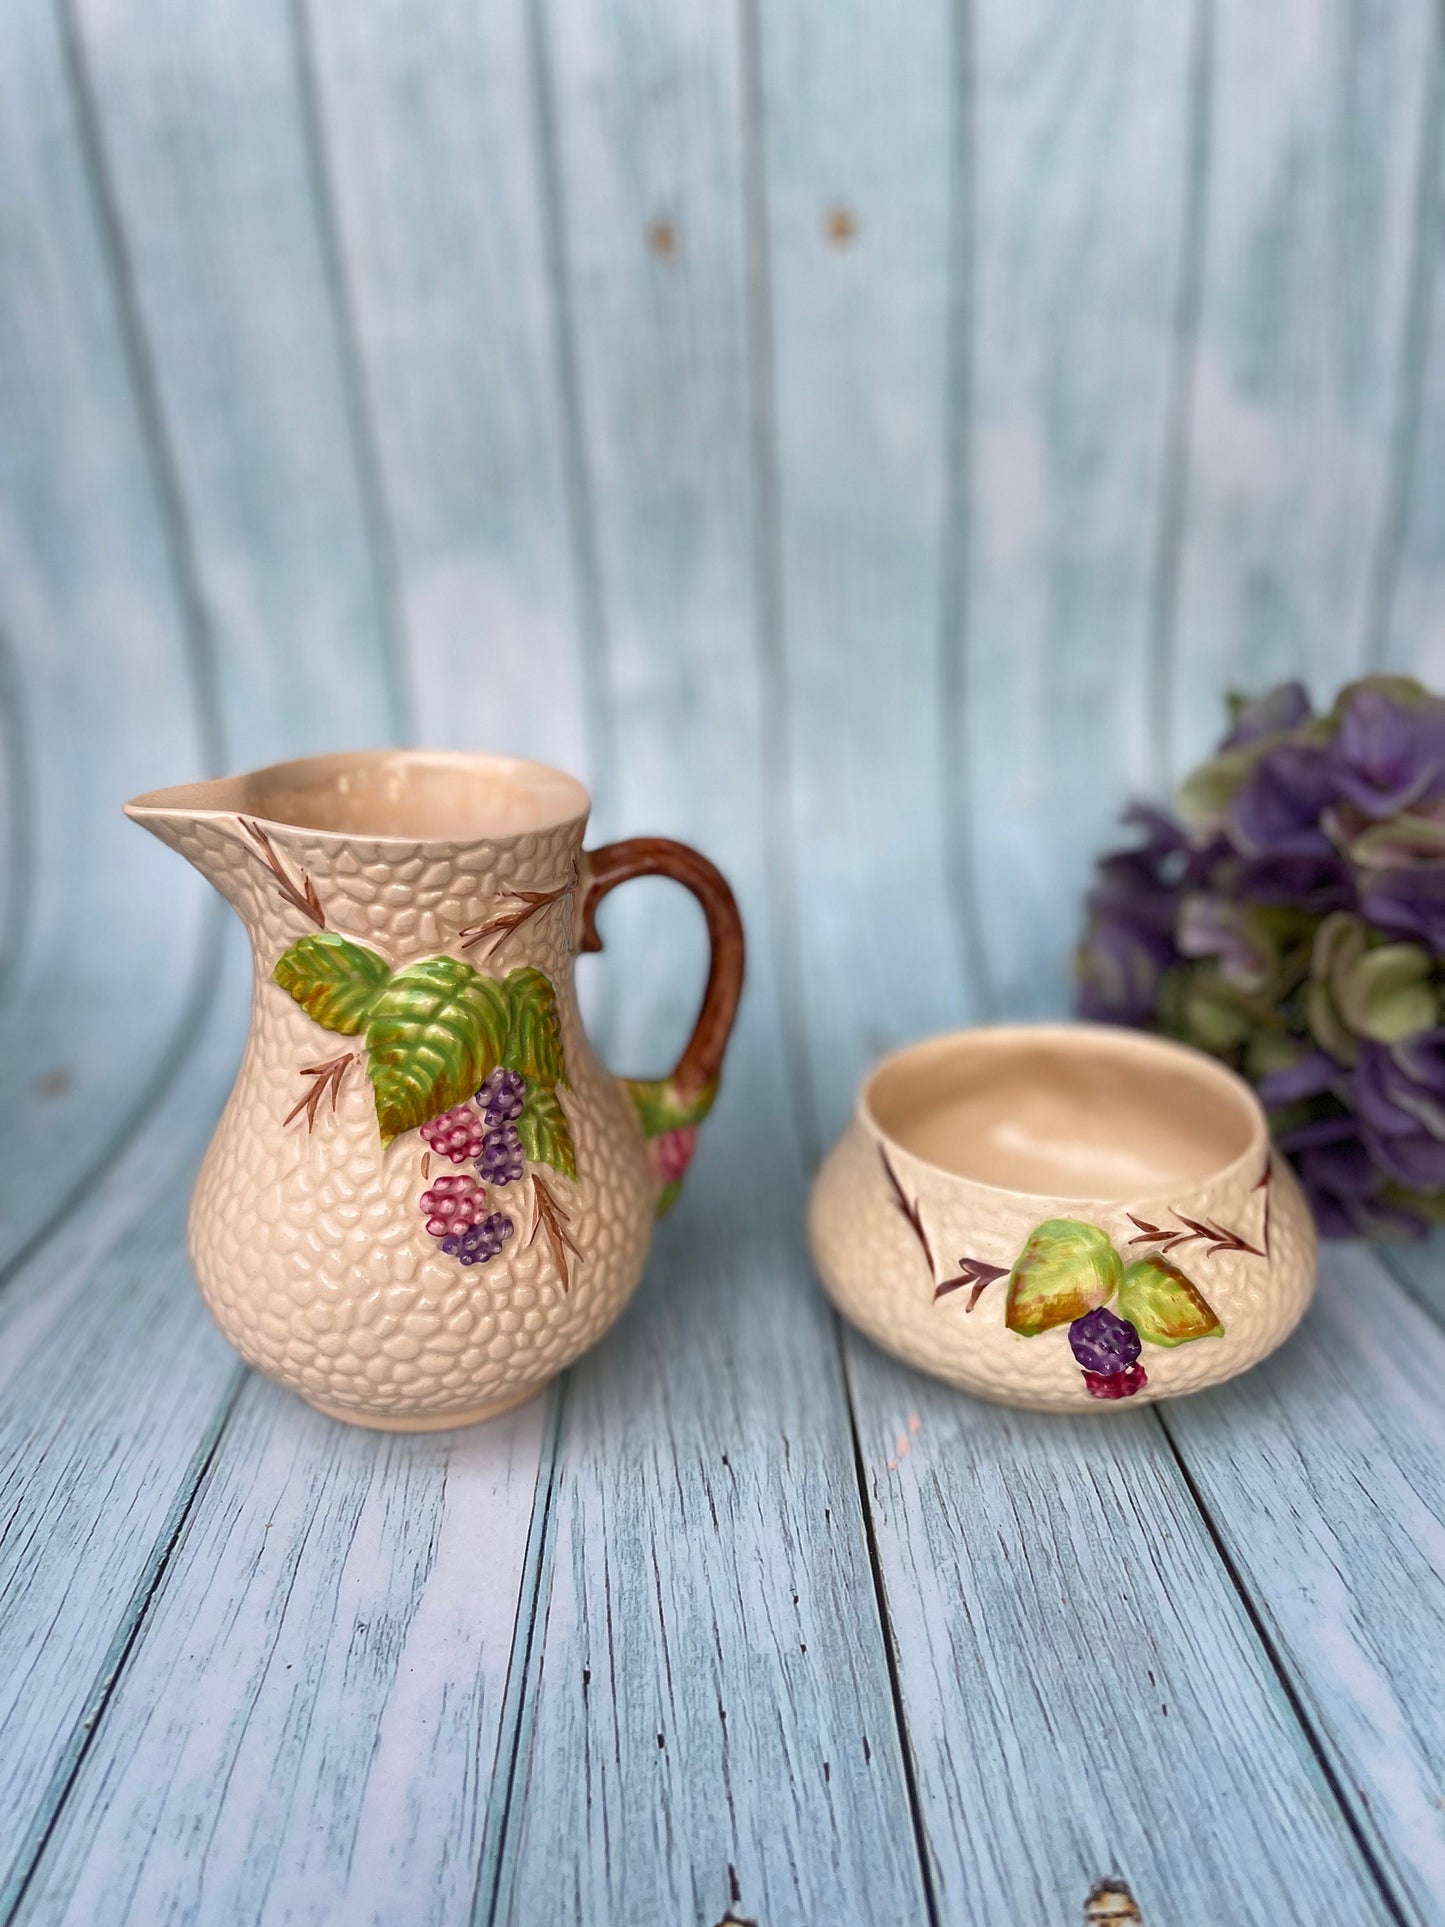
4,1,1445,1920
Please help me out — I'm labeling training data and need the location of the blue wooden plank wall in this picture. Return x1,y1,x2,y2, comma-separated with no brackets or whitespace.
2,1,1445,1923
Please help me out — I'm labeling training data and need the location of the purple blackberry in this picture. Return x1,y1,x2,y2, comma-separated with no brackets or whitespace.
478,1067,527,1125
419,1173,485,1240
478,1122,524,1185
441,1211,516,1266
420,1103,486,1164
1069,1306,1142,1376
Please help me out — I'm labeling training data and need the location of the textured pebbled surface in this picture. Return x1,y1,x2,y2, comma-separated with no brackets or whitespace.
143,812,654,1424
809,1111,1317,1410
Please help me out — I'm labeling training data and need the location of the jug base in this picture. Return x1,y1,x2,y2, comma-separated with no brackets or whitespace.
302,1384,548,1432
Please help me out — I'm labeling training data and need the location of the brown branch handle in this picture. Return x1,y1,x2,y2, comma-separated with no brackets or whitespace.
579,838,745,1107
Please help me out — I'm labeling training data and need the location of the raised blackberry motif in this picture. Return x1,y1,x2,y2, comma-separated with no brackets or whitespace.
419,1173,486,1240
478,1123,525,1186
419,1104,487,1165
441,1212,516,1267
478,1067,527,1124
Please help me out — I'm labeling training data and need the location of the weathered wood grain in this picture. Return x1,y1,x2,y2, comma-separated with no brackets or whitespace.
490,6,929,1917
495,1047,929,1927
0,626,29,1000
2,13,597,1914
0,28,580,1910
302,0,594,769
525,0,764,1046
1375,10,1445,685
1167,0,1439,773
1161,1244,1445,1925
5,4,1445,1923
961,0,1198,1015
756,8,1406,1920
68,0,402,761
755,0,971,1146
0,939,249,1915
843,1337,1398,1924
531,0,758,863
3,938,548,1927
0,0,216,1273
20,1370,548,1927
1377,1235,1445,1329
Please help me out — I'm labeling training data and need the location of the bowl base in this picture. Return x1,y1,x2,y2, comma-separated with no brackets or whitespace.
302,1383,548,1432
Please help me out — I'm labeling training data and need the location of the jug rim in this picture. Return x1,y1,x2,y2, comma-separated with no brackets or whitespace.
858,1021,1268,1206
125,747,592,846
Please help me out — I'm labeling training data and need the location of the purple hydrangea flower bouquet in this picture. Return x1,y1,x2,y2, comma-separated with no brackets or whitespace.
1076,676,1445,1240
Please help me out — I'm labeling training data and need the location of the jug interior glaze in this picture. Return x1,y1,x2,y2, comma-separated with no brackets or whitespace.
127,750,744,1430
810,1025,1318,1411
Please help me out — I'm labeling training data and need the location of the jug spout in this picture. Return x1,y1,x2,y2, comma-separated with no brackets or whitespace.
120,748,747,1431
124,749,598,931
125,773,283,915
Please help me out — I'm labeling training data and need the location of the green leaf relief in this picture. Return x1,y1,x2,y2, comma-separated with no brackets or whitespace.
1117,1256,1223,1346
273,933,391,1035
626,1074,718,1139
517,1084,578,1181
655,1179,683,1218
363,957,509,1144
1006,1220,1123,1337
502,967,568,1087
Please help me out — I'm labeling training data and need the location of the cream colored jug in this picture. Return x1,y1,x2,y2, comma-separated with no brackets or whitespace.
127,750,744,1430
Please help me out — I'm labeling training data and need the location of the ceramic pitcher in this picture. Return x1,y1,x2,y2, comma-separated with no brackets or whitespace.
127,750,744,1430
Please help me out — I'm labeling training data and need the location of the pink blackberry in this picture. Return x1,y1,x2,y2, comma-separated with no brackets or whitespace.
648,1125,697,1185
419,1173,486,1239
420,1103,486,1164
1083,1362,1148,1400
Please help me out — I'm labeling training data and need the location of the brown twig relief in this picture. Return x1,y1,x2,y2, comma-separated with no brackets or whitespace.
1126,1200,1264,1261
284,1052,357,1131
1254,1154,1273,1259
529,1172,582,1295
880,1147,935,1273
459,865,576,958
934,1256,1009,1310
241,817,325,928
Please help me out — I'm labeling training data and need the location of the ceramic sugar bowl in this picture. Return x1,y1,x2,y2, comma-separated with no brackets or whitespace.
127,749,744,1430
809,1024,1316,1410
